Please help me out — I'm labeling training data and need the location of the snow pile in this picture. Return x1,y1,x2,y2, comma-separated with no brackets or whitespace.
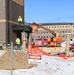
41,56,74,75
0,51,74,75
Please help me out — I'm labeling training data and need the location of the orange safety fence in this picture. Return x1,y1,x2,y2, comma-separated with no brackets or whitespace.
26,44,51,56
26,44,74,59
59,53,74,59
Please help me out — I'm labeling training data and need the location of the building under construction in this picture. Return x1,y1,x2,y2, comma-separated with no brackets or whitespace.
0,0,24,44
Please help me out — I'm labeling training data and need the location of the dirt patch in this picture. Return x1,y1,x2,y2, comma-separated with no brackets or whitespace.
0,50,36,70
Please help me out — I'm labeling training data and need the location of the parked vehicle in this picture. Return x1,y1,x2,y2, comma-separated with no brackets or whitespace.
35,38,47,47
70,44,74,52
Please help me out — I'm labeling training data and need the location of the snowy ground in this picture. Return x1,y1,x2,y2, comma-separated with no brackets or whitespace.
0,51,74,75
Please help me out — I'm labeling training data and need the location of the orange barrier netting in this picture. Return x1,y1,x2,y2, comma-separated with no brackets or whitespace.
26,44,74,59
59,53,74,59
26,44,51,56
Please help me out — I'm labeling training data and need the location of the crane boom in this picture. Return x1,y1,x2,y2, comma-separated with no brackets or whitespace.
31,22,58,37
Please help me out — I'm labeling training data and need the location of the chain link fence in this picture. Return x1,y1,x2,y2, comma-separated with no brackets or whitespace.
0,42,74,75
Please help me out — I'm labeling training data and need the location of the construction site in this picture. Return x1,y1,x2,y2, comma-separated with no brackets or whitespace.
0,22,74,75
0,0,74,75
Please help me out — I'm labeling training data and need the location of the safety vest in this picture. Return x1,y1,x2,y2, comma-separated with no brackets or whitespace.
15,38,20,44
18,17,23,22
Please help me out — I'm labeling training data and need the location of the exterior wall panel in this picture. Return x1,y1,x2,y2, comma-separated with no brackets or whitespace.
0,22,6,43
12,0,24,5
0,0,6,43
11,1,24,22
0,0,24,44
0,0,6,19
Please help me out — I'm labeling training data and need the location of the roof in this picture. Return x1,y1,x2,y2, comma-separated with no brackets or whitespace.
25,22,74,26
36,22,74,25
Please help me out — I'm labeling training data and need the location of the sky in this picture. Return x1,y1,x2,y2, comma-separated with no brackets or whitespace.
25,0,74,23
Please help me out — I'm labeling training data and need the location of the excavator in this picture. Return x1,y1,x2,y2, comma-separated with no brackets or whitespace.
30,22,62,47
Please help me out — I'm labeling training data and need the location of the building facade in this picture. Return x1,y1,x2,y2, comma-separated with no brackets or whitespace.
0,0,24,44
32,23,74,42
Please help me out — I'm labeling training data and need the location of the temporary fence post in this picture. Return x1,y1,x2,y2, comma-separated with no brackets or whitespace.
10,42,13,75
66,33,70,56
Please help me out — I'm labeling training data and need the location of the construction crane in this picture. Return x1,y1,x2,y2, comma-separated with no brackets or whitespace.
31,22,62,47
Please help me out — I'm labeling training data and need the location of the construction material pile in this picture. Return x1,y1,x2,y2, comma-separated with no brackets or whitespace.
0,50,34,70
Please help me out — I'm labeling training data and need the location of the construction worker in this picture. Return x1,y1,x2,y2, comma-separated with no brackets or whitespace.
17,16,23,25
15,38,21,50
55,31,58,37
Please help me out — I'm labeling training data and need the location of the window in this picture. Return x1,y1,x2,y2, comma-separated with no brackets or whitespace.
44,32,45,33
63,36,65,37
44,36,45,38
57,26,59,28
60,26,61,28
60,31,62,33
38,36,40,38
65,26,67,28
46,32,48,33
68,26,70,28
41,32,43,33
54,26,56,28
47,36,48,38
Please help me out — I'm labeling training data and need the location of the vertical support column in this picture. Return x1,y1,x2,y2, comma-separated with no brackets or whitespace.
66,33,70,56
33,33,36,45
29,33,32,45
21,31,27,52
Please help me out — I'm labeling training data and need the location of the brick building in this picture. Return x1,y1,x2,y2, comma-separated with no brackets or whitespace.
0,0,24,44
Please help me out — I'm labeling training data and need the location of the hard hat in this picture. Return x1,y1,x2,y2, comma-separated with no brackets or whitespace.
19,16,21,18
